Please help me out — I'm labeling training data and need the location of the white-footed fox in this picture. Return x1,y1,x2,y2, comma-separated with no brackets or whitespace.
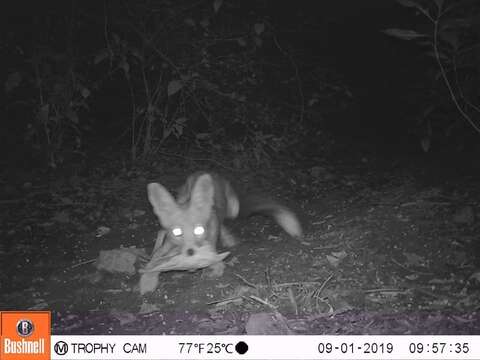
146,172,303,259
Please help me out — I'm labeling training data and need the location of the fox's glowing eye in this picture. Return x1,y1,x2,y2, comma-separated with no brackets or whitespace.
172,227,183,237
193,225,205,236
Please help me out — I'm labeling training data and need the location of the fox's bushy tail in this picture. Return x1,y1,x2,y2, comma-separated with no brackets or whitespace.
239,195,303,238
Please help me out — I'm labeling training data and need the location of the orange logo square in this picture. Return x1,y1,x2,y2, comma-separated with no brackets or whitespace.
0,311,51,360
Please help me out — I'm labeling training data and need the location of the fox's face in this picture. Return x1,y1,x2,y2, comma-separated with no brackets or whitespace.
147,174,218,257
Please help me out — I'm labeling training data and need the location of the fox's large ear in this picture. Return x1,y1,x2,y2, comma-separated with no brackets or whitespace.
190,174,214,214
147,183,177,225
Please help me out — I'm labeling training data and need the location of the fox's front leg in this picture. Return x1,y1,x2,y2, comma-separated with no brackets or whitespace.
219,225,236,248
204,261,226,278
202,225,233,277
139,271,160,295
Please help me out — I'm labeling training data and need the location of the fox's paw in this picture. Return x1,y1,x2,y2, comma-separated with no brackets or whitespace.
203,261,226,278
139,272,160,295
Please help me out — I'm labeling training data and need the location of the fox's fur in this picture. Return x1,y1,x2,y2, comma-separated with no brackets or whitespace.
147,172,303,260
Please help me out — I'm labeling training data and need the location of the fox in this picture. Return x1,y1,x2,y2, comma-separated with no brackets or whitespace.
141,171,302,293
140,172,303,295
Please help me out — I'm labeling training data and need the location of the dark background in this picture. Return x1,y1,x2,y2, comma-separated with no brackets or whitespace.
3,0,478,173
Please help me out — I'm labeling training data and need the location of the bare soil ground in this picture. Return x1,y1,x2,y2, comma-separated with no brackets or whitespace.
1,155,479,334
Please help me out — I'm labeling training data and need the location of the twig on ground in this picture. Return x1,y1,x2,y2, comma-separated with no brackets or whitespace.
234,273,258,289
249,295,277,310
272,281,322,288
206,296,243,306
69,259,96,269
364,288,407,294
392,258,433,275
317,274,334,296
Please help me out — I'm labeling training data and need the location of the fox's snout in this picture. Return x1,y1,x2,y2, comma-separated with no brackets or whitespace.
167,225,210,258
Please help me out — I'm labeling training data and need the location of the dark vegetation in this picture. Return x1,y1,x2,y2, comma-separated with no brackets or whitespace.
1,0,479,334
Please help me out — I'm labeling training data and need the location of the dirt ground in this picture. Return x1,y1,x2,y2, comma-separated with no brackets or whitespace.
1,155,479,335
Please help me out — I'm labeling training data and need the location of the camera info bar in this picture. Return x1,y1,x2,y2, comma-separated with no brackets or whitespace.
47,335,480,360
